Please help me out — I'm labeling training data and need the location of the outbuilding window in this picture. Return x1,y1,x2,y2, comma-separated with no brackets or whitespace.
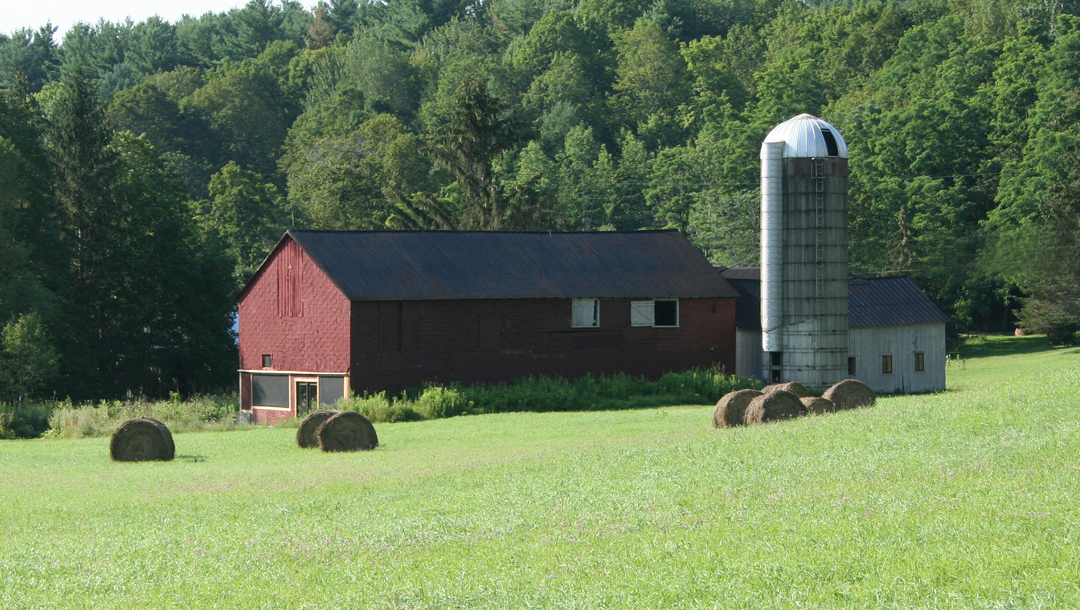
571,298,600,328
882,355,893,375
630,299,679,327
848,356,856,376
914,352,925,372
262,354,272,368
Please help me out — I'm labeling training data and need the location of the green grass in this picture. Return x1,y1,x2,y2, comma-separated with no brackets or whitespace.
1,335,1078,609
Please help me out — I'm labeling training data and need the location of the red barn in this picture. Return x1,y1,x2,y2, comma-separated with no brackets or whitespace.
237,230,738,424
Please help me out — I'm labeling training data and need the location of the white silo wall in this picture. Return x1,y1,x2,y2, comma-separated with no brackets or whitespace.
760,140,785,356
780,157,848,388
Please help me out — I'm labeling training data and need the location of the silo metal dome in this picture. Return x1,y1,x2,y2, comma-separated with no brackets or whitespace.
763,113,848,159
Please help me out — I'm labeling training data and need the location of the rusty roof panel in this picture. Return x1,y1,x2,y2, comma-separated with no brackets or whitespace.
288,230,738,301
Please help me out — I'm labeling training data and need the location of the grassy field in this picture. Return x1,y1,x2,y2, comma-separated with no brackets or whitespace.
1,335,1078,609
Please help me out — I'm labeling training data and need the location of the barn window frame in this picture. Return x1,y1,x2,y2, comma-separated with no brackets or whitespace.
881,354,893,375
914,351,925,372
262,354,272,368
571,298,600,328
630,299,679,327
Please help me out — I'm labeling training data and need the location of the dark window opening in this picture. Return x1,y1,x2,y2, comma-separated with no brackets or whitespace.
768,351,783,382
654,300,678,326
821,129,839,157
262,354,272,368
848,356,856,376
296,381,317,417
882,355,893,375
319,376,345,407
252,374,289,407
914,352,925,372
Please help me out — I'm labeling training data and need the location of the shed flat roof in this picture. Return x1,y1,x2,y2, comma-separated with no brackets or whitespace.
274,230,738,301
717,268,948,329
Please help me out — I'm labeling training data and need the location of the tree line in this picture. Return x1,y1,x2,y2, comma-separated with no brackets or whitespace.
2,0,1079,402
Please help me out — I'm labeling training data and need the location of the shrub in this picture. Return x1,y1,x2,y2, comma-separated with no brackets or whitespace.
337,366,758,423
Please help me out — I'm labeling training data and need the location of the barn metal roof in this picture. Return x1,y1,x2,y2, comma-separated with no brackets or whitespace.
762,114,849,159
717,268,948,329
282,230,738,301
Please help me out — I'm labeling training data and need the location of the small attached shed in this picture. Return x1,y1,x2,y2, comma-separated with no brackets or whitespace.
720,267,948,394
238,230,739,424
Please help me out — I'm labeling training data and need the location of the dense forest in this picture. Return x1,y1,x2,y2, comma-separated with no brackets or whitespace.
1,0,1079,402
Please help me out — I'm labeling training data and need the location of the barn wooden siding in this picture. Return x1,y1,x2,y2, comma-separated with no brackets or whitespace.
349,297,736,392
238,240,352,424
847,324,945,393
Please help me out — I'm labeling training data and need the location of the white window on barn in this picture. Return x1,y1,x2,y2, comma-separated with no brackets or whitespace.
630,299,679,327
571,298,600,328
630,300,654,327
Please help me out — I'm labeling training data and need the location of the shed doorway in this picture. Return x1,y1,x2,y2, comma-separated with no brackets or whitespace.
296,380,318,417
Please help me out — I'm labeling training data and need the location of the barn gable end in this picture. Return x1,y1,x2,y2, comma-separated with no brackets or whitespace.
238,235,352,423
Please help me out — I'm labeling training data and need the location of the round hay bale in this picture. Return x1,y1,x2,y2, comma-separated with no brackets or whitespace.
296,410,339,448
110,417,174,462
822,379,876,410
800,396,836,415
744,390,806,425
762,381,809,398
713,389,762,428
317,411,378,452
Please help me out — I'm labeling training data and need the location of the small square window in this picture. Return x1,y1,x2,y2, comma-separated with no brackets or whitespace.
914,352,925,372
571,298,600,327
262,354,272,368
848,356,856,376
654,300,678,327
630,300,679,327
881,355,893,375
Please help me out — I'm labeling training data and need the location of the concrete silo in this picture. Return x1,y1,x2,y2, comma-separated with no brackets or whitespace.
760,114,849,388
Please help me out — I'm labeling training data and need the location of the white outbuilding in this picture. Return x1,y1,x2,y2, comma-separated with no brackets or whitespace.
721,267,948,394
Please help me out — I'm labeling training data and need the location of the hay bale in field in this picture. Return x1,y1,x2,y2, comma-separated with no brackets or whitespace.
822,379,875,410
762,381,809,398
317,411,378,452
110,417,174,462
296,410,339,448
744,390,806,425
713,389,762,428
800,396,836,415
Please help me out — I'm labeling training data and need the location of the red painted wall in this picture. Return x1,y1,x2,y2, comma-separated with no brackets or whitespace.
349,297,736,393
238,238,352,375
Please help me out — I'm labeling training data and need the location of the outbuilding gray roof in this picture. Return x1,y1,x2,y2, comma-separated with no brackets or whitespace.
274,230,738,301
718,267,948,329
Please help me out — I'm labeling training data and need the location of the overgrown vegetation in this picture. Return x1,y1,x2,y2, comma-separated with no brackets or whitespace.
339,366,758,422
28,395,239,438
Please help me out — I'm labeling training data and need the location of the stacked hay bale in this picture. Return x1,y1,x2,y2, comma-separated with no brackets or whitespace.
110,417,174,462
800,396,836,415
743,390,805,424
823,379,875,410
296,410,339,448
712,379,877,428
762,381,808,398
317,412,378,452
713,389,762,427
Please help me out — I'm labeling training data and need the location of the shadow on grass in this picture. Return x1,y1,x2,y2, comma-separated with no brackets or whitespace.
957,335,1054,360
177,454,207,463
